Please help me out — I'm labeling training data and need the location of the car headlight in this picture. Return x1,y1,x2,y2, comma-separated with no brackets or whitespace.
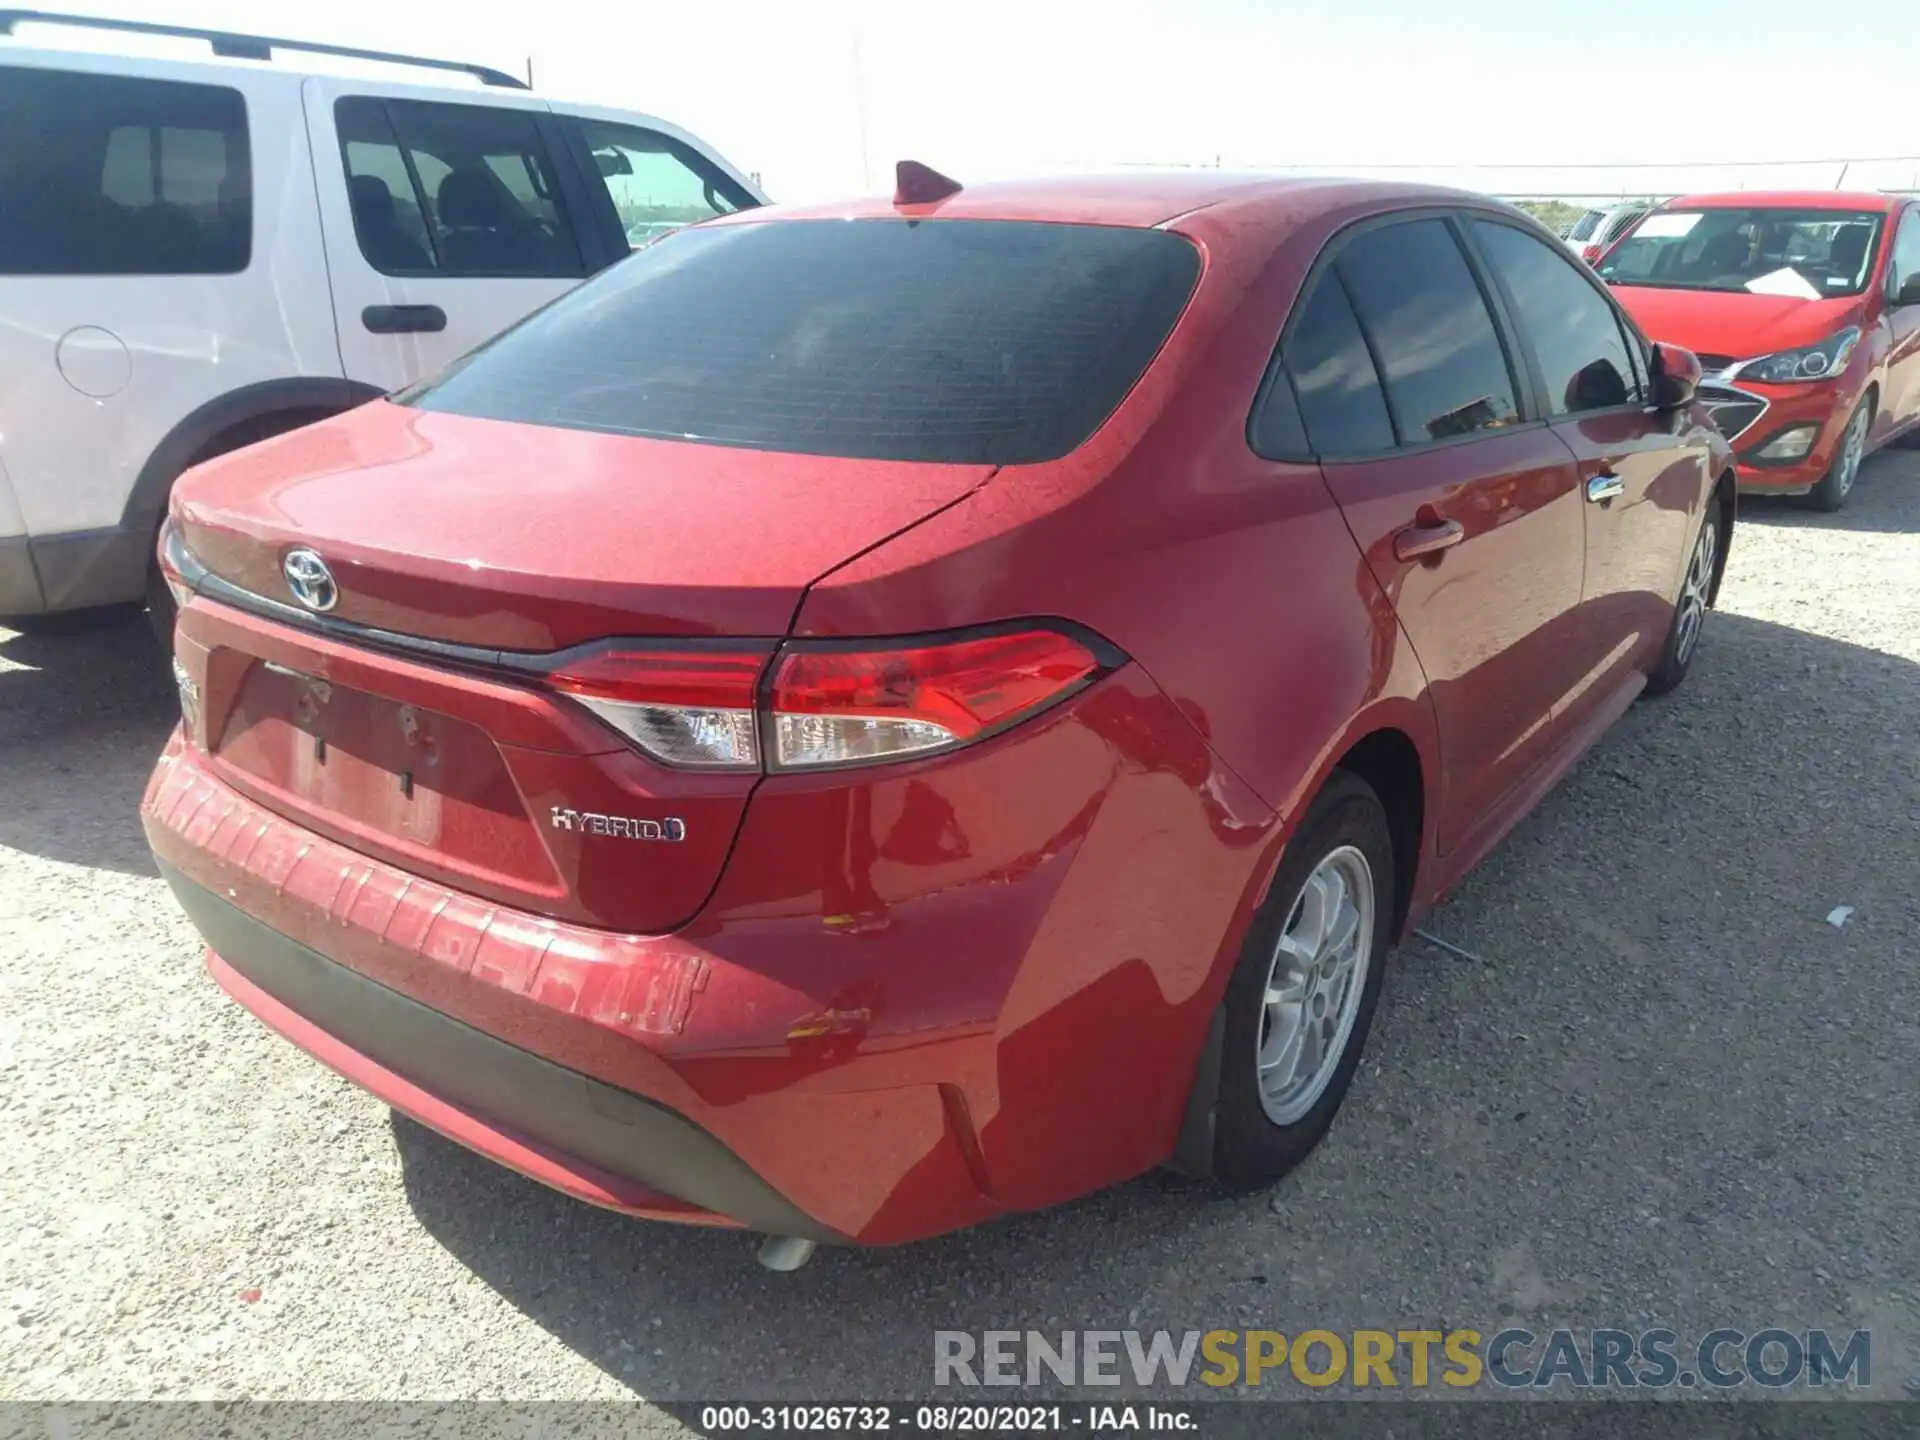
1736,327,1860,384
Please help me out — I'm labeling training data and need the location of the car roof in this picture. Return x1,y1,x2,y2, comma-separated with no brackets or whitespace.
709,172,1519,231
1662,190,1900,214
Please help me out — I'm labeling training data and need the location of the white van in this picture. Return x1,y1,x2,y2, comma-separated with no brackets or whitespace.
0,11,765,625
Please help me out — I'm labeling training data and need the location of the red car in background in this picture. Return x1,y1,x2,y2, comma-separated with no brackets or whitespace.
1598,191,1920,510
145,172,1733,1255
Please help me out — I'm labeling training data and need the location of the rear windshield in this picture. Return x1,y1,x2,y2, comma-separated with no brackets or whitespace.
404,218,1202,465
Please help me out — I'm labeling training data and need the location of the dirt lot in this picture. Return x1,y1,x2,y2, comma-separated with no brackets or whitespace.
3,450,1917,1403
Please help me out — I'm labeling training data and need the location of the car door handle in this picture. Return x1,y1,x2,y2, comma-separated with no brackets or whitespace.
362,304,447,335
1392,518,1465,561
1587,472,1625,503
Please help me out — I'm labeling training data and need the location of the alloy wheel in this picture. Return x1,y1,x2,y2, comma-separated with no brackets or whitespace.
1674,514,1717,665
1257,846,1375,1125
1835,405,1869,499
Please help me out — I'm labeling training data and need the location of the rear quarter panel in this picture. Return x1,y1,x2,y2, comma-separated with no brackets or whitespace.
797,198,1445,918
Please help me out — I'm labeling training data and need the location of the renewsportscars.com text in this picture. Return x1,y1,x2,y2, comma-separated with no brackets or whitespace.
933,1327,1871,1391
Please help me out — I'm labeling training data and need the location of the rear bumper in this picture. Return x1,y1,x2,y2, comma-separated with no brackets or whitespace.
142,736,992,1243
164,863,838,1240
144,656,1275,1243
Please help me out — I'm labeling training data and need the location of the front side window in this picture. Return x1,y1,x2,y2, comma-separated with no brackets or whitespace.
405,218,1200,465
1472,220,1642,414
0,67,249,275
577,119,754,253
1599,207,1887,298
1334,219,1520,444
335,97,582,278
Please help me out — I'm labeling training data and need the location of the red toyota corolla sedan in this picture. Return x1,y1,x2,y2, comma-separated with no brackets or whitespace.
144,171,1735,1256
1597,191,1920,510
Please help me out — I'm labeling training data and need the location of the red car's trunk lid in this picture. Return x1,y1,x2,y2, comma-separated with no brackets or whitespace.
169,402,994,934
173,401,994,650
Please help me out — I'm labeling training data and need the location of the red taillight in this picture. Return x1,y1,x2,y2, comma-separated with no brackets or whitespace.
547,648,767,709
547,646,770,770
1582,244,1603,263
769,629,1102,768
544,626,1116,772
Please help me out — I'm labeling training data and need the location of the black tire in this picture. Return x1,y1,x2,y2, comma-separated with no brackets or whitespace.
1212,770,1394,1191
1801,398,1872,513
1644,493,1722,698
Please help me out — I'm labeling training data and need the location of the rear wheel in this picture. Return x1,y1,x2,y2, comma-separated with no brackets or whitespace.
1213,771,1394,1190
1802,399,1871,512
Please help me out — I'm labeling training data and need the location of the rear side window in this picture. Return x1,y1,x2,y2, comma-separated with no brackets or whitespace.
1278,273,1395,456
405,219,1201,465
1471,220,1642,413
1567,211,1602,242
335,97,582,278
0,67,249,275
1334,219,1519,443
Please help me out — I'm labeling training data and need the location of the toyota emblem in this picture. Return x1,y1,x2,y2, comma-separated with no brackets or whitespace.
283,549,338,612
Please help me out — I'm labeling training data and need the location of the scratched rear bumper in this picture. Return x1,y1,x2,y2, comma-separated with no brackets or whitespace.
141,732,989,1242
164,862,840,1239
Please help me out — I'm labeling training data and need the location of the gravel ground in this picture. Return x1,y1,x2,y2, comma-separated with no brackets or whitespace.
2,448,1917,1407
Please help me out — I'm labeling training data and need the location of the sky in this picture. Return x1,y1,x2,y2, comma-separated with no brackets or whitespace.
14,0,1920,204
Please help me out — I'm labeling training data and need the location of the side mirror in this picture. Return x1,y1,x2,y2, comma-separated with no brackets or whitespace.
1650,341,1701,409
1896,274,1920,307
1568,358,1630,411
593,149,634,178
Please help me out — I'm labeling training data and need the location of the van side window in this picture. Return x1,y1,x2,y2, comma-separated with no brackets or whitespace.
335,97,583,278
574,119,754,254
1334,219,1521,443
0,68,250,275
